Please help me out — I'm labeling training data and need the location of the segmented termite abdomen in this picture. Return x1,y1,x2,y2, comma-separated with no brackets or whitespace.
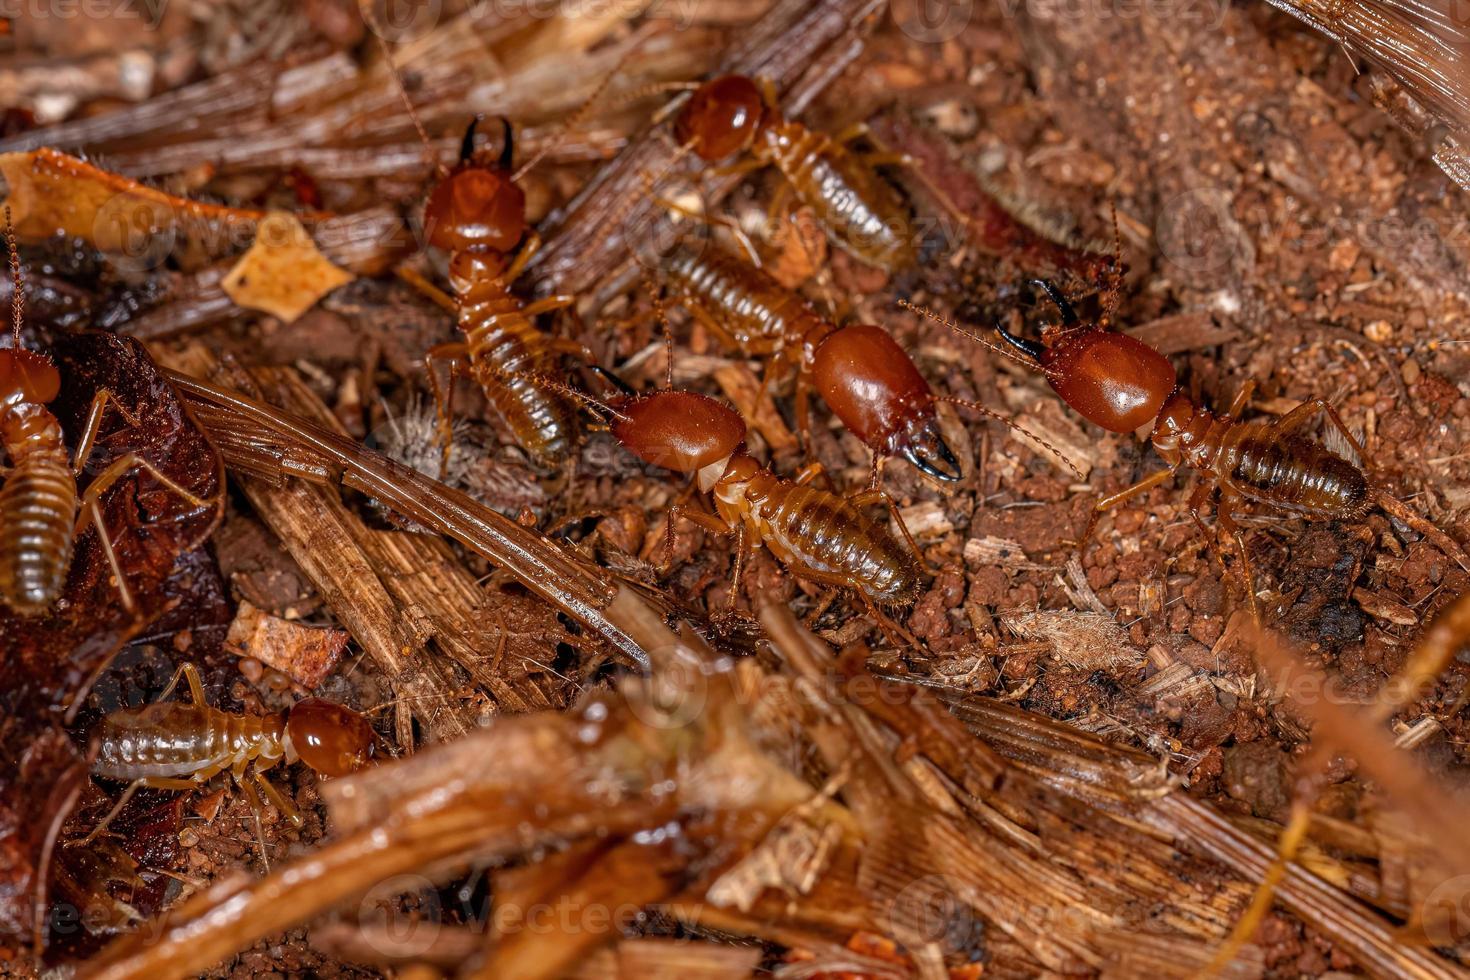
759,123,917,271
661,245,822,355
760,481,920,605
0,445,76,616
453,265,578,469
1225,430,1370,519
93,702,283,780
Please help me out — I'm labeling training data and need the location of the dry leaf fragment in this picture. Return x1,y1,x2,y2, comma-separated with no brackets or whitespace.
224,599,349,688
222,211,355,322
0,148,267,257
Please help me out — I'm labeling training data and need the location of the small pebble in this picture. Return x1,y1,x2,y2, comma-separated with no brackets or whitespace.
1364,320,1393,342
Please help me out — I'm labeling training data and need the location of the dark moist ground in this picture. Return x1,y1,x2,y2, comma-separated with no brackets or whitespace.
13,1,1470,977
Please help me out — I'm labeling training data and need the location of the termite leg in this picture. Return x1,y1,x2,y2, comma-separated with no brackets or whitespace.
396,266,456,313
662,501,731,572
764,182,792,241
233,762,271,869
505,229,545,276
156,662,206,704
857,591,921,650
520,295,578,319
425,341,472,472
1072,467,1177,552
68,388,144,478
75,453,216,613
1225,379,1257,418
726,522,749,613
77,777,199,847
252,769,304,828
1216,491,1261,625
1273,397,1365,465
705,157,767,181
751,349,794,440
647,182,762,268
850,486,930,575
1186,481,1228,583
790,458,837,494
792,367,814,458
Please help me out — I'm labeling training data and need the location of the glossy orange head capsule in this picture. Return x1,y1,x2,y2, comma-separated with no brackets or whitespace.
610,390,746,487
997,279,1176,433
423,117,527,254
0,348,60,408
674,74,767,162
810,326,961,480
285,698,375,777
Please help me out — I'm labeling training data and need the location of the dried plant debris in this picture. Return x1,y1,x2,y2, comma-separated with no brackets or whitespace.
220,212,355,323
2,0,1470,976
224,600,349,689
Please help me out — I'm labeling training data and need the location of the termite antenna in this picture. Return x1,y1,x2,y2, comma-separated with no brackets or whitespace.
357,0,439,175
512,27,652,183
1100,200,1124,327
4,206,21,347
644,276,676,390
897,299,1041,371
936,395,1084,480
489,366,630,424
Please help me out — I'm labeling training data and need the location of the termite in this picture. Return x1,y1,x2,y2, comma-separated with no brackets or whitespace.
80,663,374,850
0,210,212,616
416,118,598,470
660,241,1077,485
616,387,925,615
534,325,930,632
671,74,921,271
359,0,615,472
904,279,1469,619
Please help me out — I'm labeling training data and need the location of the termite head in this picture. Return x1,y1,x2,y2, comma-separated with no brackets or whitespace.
1146,390,1197,465
810,325,961,481
446,250,511,291
997,320,1176,434
285,698,375,777
0,348,60,408
675,74,767,162
610,390,746,490
424,118,526,254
